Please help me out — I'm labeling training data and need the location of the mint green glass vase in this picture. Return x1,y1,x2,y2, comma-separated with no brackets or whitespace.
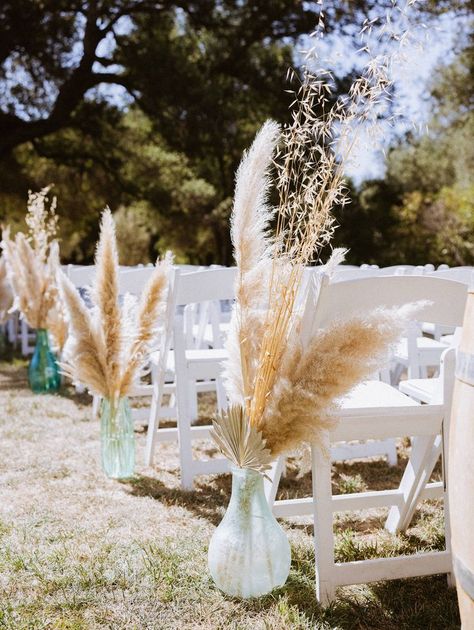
208,466,291,598
28,329,61,394
100,397,135,479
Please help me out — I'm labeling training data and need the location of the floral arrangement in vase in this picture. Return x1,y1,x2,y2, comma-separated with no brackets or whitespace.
208,7,423,598
1,186,67,393
58,208,172,479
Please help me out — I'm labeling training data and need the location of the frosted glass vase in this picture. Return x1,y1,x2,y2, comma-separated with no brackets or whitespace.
28,329,61,394
100,397,135,479
208,466,291,598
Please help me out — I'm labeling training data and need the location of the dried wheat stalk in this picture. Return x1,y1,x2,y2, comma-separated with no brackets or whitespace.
59,208,172,401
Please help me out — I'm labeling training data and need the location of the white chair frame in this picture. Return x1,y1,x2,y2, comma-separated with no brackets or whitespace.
145,267,237,488
266,274,467,602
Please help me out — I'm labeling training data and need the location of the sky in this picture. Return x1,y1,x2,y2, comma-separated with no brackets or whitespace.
332,12,460,184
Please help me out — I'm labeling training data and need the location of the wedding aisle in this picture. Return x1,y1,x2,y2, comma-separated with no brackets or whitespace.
0,359,460,630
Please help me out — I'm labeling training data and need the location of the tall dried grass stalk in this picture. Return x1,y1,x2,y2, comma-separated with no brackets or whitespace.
0,187,66,351
245,2,421,431
59,209,172,401
214,1,421,465
0,255,13,325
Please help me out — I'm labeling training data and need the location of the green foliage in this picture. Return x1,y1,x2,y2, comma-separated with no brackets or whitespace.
392,186,474,265
0,1,471,264
340,37,474,266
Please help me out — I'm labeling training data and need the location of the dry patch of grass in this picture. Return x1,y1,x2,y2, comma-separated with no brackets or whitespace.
0,360,460,629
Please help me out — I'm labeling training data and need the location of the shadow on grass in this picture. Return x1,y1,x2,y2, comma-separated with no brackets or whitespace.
0,361,28,391
224,558,460,630
127,473,230,526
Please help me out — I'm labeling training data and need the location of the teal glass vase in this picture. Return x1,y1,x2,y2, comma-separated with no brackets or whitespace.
28,329,61,394
208,466,291,598
100,397,135,479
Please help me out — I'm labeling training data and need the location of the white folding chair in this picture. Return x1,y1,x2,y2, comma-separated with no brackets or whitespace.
266,274,467,602
145,267,237,488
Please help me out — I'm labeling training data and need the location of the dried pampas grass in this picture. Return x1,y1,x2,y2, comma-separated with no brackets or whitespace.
223,121,280,408
59,208,172,401
259,304,421,456
213,2,422,469
0,187,67,351
0,255,13,325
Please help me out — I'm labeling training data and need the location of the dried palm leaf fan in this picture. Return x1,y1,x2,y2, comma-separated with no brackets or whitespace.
211,7,423,472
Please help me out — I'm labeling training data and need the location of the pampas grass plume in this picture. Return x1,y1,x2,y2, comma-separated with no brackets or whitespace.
59,209,172,400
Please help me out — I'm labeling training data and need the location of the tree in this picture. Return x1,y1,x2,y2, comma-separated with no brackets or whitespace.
0,0,321,159
344,36,474,266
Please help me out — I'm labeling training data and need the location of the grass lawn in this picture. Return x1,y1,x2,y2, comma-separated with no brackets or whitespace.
0,358,461,629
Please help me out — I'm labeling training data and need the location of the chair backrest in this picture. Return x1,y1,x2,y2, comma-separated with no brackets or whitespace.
174,267,237,306
312,275,468,330
377,265,415,276
67,265,95,287
331,268,376,282
118,267,156,296
427,267,474,284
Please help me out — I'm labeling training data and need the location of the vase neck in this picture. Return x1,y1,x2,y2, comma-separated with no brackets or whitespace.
101,396,130,417
35,329,50,346
229,467,265,510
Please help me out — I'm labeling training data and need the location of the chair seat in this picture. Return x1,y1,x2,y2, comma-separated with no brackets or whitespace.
394,336,448,366
340,380,419,412
332,381,442,443
399,378,438,403
421,322,455,337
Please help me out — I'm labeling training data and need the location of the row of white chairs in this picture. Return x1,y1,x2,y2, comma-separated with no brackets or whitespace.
3,261,472,601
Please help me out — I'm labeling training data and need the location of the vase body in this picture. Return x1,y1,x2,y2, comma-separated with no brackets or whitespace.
28,329,61,394
100,397,135,479
208,466,291,598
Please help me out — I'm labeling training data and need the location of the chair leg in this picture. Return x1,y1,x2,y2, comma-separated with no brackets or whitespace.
92,395,100,420
312,437,336,604
265,457,285,504
385,438,398,467
187,380,198,422
385,435,439,533
21,321,29,356
176,377,194,490
145,387,161,466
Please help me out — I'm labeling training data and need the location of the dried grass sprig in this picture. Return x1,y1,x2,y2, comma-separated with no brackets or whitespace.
59,209,172,400
24,185,58,262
